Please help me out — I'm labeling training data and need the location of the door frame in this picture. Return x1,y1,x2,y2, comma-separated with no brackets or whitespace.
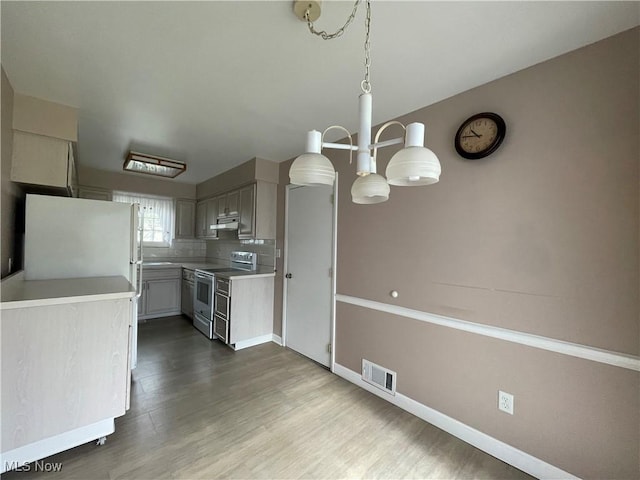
282,173,338,371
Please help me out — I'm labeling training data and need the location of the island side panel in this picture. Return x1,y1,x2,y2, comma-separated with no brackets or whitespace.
229,277,274,344
1,297,132,451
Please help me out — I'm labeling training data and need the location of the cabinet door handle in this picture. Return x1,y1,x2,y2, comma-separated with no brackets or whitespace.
285,273,292,279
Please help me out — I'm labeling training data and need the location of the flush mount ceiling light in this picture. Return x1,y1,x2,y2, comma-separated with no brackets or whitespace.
289,0,441,204
124,151,187,178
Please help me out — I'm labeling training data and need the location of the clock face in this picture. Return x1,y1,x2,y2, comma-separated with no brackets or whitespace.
455,112,506,159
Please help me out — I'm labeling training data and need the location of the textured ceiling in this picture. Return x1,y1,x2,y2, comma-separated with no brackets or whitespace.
2,1,638,184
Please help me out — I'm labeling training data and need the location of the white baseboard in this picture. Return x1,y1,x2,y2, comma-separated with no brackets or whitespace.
271,334,283,346
233,334,273,351
138,310,182,322
1,418,115,474
333,363,578,480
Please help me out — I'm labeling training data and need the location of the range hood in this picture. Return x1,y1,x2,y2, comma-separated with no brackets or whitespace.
209,216,239,231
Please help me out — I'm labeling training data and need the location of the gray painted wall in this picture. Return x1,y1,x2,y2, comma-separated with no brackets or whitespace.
1,67,22,278
278,27,639,478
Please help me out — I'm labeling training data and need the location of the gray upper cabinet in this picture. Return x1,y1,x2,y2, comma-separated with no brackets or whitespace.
11,131,77,196
205,196,219,239
195,201,207,239
218,190,240,217
10,94,79,197
227,190,240,216
215,194,226,219
196,196,221,239
239,182,276,240
174,199,196,239
238,184,255,238
197,181,276,240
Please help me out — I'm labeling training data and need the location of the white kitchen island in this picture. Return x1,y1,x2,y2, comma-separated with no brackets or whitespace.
0,272,135,473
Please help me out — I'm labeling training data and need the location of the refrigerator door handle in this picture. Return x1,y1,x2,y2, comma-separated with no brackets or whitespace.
131,203,144,299
138,223,144,266
130,203,144,264
130,204,138,263
136,263,143,299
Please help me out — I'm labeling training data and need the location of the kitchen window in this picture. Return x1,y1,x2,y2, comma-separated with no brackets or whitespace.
113,191,175,246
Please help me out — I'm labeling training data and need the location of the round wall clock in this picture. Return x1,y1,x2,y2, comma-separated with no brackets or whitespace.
454,112,506,160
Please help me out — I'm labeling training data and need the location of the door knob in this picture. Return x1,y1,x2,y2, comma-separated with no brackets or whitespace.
285,273,292,279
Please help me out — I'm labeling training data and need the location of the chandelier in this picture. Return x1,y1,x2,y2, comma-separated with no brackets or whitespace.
289,0,441,204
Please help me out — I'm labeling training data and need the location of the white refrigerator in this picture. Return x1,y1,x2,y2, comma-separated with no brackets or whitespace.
24,193,142,367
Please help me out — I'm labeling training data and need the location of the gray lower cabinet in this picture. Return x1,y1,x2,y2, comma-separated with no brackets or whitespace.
181,269,194,319
139,267,181,320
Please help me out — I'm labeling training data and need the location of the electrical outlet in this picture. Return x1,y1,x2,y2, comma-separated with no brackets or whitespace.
498,390,514,415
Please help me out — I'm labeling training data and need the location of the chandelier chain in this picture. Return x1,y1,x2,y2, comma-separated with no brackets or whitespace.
304,0,361,40
303,0,373,94
362,0,371,93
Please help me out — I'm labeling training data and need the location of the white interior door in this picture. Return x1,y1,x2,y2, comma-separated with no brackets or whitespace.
285,184,334,367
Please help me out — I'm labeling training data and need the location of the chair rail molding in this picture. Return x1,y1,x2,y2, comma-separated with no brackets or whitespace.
335,294,640,372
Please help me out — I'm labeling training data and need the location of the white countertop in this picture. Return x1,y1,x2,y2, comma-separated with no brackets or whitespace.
141,261,179,268
1,272,135,310
181,262,231,271
143,261,228,271
143,261,276,279
214,268,276,280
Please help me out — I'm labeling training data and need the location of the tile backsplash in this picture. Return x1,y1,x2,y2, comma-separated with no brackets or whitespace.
206,239,275,267
142,238,275,269
144,239,207,261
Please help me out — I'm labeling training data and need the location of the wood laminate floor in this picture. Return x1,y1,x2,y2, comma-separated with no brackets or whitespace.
3,316,534,480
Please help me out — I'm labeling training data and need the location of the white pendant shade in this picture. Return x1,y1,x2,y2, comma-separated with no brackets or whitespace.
386,146,441,186
289,152,336,186
351,173,390,204
386,122,441,186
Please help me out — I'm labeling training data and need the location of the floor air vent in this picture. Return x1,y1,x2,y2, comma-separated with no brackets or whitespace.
362,359,396,395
